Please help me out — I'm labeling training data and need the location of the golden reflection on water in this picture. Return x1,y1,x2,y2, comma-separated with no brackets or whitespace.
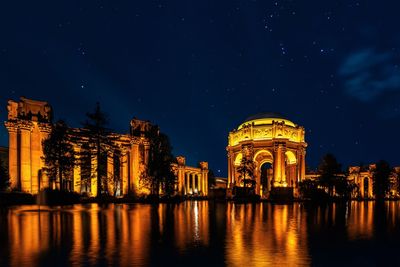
3,201,400,267
225,203,310,267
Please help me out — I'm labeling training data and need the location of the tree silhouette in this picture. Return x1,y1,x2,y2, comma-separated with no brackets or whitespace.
0,157,9,191
318,153,342,196
81,102,118,197
140,129,176,197
42,120,75,191
373,160,392,199
237,156,255,188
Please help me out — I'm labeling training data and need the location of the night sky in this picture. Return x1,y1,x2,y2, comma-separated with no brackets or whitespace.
1,0,400,176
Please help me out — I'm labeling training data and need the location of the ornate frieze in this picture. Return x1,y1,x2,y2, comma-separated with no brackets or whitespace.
229,121,305,146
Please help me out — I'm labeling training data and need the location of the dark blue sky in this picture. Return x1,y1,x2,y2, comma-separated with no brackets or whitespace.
1,0,400,176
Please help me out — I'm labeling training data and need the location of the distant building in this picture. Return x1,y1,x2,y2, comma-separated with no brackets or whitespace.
4,97,208,197
305,165,400,198
213,177,227,189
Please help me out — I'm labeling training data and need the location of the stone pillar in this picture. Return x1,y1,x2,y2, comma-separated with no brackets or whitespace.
121,152,129,196
300,149,306,182
281,147,287,186
197,173,202,195
30,122,41,194
130,141,140,194
73,146,81,193
195,174,199,194
107,152,114,195
203,171,208,196
199,162,209,196
273,143,287,187
176,156,186,196
300,150,306,181
5,122,18,190
91,154,98,197
177,167,184,196
227,151,232,188
273,145,280,186
186,173,190,194
191,173,196,194
38,123,51,190
19,122,33,193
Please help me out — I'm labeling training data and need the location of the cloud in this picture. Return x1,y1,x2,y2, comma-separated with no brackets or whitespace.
339,49,400,102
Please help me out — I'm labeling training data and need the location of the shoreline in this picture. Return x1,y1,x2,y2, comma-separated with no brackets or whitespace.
1,191,399,206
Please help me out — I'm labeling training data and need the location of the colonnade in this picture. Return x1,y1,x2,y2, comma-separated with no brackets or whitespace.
174,156,209,196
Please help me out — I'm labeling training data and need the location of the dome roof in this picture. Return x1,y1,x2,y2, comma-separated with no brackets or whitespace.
238,112,296,129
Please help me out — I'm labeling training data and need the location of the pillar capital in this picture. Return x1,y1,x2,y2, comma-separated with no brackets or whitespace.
4,121,18,132
18,120,34,131
130,137,141,145
198,161,208,171
38,122,52,133
176,156,186,166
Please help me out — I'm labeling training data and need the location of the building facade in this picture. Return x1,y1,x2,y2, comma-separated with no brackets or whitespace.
348,165,400,198
227,113,307,198
4,97,208,197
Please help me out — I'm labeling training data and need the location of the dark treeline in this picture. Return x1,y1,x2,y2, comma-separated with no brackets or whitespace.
299,153,399,201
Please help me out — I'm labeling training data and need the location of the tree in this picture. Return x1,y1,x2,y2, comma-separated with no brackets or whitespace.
237,156,255,188
81,102,117,197
0,157,9,191
372,160,392,199
298,179,322,199
140,129,176,197
318,153,342,196
42,120,75,191
334,176,358,199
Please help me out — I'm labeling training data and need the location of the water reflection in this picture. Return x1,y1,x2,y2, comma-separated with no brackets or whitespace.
225,203,310,266
1,201,400,266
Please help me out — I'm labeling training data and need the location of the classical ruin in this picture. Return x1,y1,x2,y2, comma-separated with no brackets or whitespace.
4,97,208,197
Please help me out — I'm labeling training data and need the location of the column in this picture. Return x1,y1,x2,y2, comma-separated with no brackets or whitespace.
192,173,196,194
273,145,280,186
38,124,51,190
121,152,129,196
281,147,287,186
5,123,18,190
73,146,81,193
130,142,140,194
30,123,41,194
301,150,306,182
203,170,208,196
227,152,232,188
20,123,32,193
186,173,190,195
197,173,202,195
178,167,184,195
107,152,114,195
91,154,98,197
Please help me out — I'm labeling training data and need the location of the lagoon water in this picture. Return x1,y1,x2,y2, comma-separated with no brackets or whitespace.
0,201,400,267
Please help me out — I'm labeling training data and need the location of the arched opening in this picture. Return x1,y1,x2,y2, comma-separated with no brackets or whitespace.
260,162,273,195
234,153,243,166
285,151,297,187
253,150,274,196
364,177,369,198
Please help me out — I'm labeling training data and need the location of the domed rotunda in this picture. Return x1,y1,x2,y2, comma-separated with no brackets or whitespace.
227,112,307,198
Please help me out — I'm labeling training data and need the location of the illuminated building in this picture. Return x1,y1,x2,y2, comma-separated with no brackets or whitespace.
4,97,208,197
348,165,400,198
172,156,209,196
227,113,307,198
